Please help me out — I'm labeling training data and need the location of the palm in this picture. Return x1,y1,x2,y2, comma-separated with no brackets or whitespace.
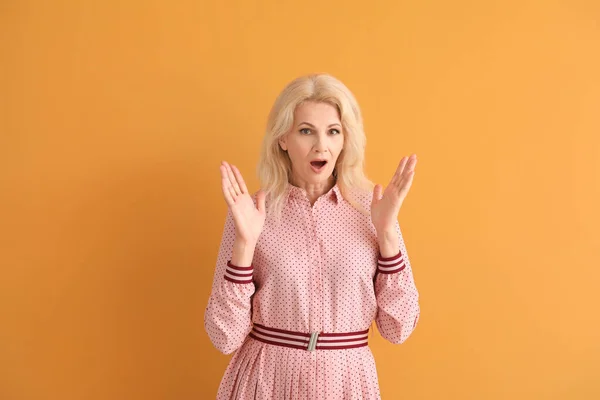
371,155,417,233
220,161,266,245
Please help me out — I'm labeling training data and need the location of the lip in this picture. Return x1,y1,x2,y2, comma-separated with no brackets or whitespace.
309,159,328,173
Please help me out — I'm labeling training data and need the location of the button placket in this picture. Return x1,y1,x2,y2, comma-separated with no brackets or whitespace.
311,206,320,266
306,203,321,333
312,204,324,333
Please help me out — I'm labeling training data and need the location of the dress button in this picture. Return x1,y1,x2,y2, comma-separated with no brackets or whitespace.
312,260,318,266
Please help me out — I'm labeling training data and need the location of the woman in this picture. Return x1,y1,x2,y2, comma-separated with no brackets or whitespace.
204,73,420,399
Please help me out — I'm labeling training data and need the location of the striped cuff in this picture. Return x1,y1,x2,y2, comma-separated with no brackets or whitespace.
224,261,253,284
377,251,406,274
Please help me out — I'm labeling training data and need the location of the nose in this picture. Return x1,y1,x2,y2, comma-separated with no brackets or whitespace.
314,135,329,153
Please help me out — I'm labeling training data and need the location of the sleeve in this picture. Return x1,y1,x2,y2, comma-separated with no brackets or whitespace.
203,208,256,354
374,220,420,344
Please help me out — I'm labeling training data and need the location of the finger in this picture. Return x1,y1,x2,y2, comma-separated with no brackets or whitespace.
224,161,242,196
391,157,408,187
395,157,416,195
224,161,242,195
404,154,418,174
231,165,248,194
397,155,417,185
398,170,415,196
227,185,238,201
220,163,239,200
372,184,383,204
220,165,235,206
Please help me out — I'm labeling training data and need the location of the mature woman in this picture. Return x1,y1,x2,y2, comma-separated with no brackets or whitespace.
204,73,420,399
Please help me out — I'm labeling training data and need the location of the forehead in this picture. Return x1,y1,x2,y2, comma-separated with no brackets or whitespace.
294,101,341,123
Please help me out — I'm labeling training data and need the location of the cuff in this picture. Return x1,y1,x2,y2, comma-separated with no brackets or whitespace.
224,261,253,284
377,251,406,274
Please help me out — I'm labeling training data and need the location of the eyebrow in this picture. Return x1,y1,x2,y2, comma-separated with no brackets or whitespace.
298,122,342,128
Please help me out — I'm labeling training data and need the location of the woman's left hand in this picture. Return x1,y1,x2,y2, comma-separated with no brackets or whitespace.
371,154,417,235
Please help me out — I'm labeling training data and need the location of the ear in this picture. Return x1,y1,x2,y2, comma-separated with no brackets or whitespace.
278,136,288,151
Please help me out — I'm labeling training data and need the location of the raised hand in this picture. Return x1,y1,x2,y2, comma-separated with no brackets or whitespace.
220,161,266,246
371,154,417,235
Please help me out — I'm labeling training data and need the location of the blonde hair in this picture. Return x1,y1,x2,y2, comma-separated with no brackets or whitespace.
257,73,374,219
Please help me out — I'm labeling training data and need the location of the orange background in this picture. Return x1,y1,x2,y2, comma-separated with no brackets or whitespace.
1,1,599,399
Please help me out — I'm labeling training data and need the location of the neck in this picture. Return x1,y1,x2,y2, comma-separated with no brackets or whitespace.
289,174,336,205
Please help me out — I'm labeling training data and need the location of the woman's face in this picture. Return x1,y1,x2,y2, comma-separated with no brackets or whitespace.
279,101,344,186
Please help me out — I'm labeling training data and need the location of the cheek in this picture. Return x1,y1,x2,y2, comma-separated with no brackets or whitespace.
289,139,312,156
287,144,308,164
334,138,345,155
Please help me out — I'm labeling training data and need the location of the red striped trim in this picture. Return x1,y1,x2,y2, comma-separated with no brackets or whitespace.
227,270,252,277
319,328,369,337
224,261,253,284
249,324,369,351
377,251,406,274
253,323,310,337
248,333,308,351
378,252,403,262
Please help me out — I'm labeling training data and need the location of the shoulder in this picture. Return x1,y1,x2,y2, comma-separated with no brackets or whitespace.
352,188,373,207
343,186,373,217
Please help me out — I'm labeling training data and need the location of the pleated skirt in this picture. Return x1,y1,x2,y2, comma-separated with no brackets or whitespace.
216,336,382,399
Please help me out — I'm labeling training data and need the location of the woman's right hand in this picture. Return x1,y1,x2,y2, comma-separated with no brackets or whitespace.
220,161,266,246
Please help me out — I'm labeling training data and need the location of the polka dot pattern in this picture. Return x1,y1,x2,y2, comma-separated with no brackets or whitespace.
204,183,420,399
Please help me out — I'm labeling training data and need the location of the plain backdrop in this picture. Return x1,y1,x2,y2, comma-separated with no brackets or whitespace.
1,1,599,399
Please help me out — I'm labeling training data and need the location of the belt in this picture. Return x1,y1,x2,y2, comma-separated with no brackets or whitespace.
249,323,369,351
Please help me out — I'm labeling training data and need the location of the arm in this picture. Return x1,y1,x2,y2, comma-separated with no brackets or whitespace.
204,161,265,354
204,208,256,354
374,220,420,344
204,211,255,354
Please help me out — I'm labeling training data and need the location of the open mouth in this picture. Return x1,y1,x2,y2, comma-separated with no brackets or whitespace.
310,160,328,173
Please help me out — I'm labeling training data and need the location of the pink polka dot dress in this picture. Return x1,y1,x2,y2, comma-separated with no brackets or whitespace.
204,183,420,399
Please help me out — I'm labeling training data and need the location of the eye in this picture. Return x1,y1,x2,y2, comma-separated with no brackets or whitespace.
329,128,341,135
299,128,311,135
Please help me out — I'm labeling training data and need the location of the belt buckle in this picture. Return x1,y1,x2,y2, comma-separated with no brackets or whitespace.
307,331,319,351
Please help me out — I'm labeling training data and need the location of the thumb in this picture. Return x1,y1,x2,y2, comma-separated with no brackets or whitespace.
372,184,383,204
256,189,266,215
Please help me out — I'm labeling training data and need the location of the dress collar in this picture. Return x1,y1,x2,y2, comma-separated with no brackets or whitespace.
286,182,341,206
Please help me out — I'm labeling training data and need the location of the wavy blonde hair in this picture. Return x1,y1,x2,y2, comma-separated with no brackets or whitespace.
257,73,374,219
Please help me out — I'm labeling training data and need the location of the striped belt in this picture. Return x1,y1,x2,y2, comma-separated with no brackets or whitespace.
249,323,369,351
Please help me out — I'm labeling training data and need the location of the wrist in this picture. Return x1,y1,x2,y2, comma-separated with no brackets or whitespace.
233,236,257,248
376,228,397,243
231,238,256,267
377,229,399,258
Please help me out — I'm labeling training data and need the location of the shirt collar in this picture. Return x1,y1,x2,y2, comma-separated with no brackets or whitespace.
286,182,341,206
